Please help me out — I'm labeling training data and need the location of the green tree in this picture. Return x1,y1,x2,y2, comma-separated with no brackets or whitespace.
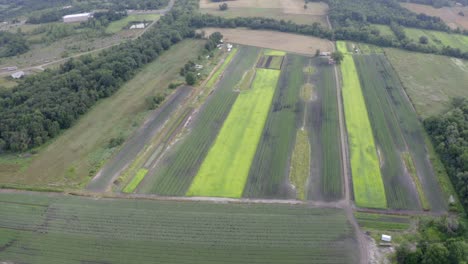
185,72,196,85
422,244,449,264
419,36,429,44
331,51,344,64
219,3,228,11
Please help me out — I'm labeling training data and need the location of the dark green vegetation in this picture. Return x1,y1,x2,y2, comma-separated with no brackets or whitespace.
396,217,467,264
398,0,468,8
306,58,343,201
353,54,447,211
257,55,284,70
0,191,360,264
243,54,302,199
355,212,411,231
0,0,194,152
0,31,29,57
425,99,468,212
137,46,260,195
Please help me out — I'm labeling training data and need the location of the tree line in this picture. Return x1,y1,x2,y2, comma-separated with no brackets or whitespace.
0,0,198,152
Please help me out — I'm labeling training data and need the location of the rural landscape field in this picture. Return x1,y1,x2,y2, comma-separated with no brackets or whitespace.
1,0,467,263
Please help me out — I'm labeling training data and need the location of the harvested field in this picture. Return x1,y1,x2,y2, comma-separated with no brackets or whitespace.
401,3,468,30
243,54,303,199
385,48,468,118
0,191,359,264
337,41,387,209
187,68,279,198
137,46,261,195
201,28,334,55
199,0,328,25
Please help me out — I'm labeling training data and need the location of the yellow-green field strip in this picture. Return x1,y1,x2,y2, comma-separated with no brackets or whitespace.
205,49,238,88
122,168,148,193
187,68,280,198
337,41,387,209
289,130,311,200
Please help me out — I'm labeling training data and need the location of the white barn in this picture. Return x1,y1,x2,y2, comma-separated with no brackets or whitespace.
63,13,92,23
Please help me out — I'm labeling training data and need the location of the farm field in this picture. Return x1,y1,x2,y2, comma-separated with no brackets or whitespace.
243,54,303,199
199,0,328,25
384,48,468,118
404,27,468,52
0,40,205,189
371,24,395,38
401,3,468,30
201,28,334,55
289,130,310,200
137,46,261,195
354,212,411,231
306,58,343,201
187,68,279,198
0,191,360,264
106,14,160,34
337,41,387,209
353,55,420,210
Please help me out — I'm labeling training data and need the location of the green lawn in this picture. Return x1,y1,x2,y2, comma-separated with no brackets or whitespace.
337,41,387,209
205,48,238,88
0,191,359,263
187,68,280,198
290,130,311,200
106,14,160,34
372,24,395,38
405,27,468,52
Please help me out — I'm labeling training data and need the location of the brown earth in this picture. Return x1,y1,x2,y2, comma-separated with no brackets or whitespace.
401,3,468,30
201,28,333,55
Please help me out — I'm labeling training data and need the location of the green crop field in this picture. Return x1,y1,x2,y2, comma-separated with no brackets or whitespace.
385,48,468,118
187,68,279,198
306,58,343,201
353,55,420,210
337,41,387,209
354,212,411,231
106,14,161,34
137,46,261,195
0,40,205,190
205,48,238,88
243,54,303,199
289,130,310,200
0,191,360,264
122,168,148,193
404,27,468,52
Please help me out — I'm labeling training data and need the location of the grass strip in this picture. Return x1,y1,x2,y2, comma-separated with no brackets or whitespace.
205,48,238,88
337,41,387,209
187,69,279,198
289,129,311,200
263,49,286,56
122,168,148,193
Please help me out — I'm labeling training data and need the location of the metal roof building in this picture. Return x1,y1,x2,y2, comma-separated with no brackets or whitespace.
63,13,92,23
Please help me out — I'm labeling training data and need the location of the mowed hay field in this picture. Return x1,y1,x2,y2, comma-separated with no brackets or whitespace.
201,28,334,55
337,41,387,209
0,40,205,189
137,46,261,195
385,48,468,118
0,191,360,264
401,3,468,30
404,27,468,52
199,0,328,25
187,68,280,198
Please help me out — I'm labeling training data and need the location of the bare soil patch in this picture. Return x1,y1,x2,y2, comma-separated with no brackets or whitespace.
202,28,333,55
401,3,468,29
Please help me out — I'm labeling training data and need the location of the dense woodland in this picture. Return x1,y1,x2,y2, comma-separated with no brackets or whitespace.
425,99,468,212
0,31,29,58
0,0,197,151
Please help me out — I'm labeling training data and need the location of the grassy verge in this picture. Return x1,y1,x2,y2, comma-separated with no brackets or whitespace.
187,68,279,198
289,130,311,200
205,48,238,88
402,152,430,211
337,41,387,209
122,168,148,193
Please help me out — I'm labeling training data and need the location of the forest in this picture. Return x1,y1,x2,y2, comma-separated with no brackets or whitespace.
0,31,29,58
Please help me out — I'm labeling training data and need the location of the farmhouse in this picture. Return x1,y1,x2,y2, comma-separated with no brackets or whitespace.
63,13,92,23
11,71,25,79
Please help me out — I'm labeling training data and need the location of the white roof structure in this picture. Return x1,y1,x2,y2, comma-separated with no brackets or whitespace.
63,13,91,19
381,234,392,242
11,71,25,79
130,23,146,29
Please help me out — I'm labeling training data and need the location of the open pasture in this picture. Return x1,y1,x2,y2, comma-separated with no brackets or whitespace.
199,0,328,25
106,14,161,34
137,46,261,195
401,3,468,30
353,54,420,210
201,28,334,55
404,27,468,52
0,191,360,264
337,41,387,209
384,48,468,118
187,68,279,198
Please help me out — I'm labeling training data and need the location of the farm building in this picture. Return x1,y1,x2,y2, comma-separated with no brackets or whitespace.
63,13,92,23
130,23,147,29
11,71,25,79
320,51,331,56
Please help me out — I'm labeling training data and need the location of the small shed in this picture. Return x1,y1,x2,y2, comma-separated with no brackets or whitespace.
11,71,25,79
381,234,392,242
